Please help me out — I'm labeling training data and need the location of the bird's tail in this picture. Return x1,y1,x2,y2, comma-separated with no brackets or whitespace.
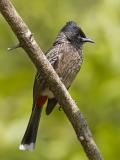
19,96,47,151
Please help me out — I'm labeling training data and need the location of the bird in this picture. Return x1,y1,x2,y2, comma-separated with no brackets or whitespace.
19,21,94,151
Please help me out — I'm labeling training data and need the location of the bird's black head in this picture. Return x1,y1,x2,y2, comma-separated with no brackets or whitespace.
61,21,94,47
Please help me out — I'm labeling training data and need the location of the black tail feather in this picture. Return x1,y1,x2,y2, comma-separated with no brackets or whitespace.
19,106,42,151
46,98,57,115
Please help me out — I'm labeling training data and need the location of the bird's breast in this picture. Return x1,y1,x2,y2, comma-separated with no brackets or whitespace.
56,48,83,89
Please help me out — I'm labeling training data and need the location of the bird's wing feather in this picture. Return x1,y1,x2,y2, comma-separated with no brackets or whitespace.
33,45,61,100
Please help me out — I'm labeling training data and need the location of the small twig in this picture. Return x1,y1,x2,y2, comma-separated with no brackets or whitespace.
7,43,21,51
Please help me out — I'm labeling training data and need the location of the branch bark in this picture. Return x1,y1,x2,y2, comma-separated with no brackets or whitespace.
0,0,102,159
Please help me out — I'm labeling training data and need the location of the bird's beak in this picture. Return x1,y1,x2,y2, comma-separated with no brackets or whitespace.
82,37,94,43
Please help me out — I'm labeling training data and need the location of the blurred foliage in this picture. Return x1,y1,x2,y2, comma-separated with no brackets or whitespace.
0,0,120,159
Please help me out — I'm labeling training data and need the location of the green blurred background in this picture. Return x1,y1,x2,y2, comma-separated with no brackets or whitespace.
0,0,120,159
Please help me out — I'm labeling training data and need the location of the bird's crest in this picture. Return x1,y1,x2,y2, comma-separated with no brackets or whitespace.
61,21,86,38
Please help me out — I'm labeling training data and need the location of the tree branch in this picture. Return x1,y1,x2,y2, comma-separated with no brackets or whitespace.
0,0,102,159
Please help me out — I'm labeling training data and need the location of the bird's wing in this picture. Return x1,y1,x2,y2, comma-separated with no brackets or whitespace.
33,45,61,100
46,45,61,68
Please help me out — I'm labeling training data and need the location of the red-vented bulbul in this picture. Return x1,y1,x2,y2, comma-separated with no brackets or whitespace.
19,21,94,151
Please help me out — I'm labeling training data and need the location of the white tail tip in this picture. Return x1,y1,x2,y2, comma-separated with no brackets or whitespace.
19,143,35,151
